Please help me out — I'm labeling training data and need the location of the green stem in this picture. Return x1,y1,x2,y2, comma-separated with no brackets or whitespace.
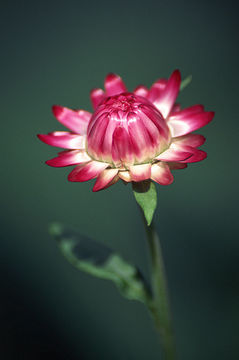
142,215,176,360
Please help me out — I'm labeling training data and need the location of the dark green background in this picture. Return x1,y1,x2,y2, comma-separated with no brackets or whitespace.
1,0,238,359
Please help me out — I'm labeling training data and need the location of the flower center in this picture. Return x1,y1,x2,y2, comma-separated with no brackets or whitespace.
109,93,139,111
86,92,171,166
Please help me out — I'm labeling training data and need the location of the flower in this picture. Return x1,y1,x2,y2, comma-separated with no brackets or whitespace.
38,70,214,192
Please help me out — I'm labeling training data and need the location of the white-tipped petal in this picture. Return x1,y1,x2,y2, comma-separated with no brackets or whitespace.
151,163,174,185
153,70,181,119
93,169,119,191
119,171,131,182
129,164,151,182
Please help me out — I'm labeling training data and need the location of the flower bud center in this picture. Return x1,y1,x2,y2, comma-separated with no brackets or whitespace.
86,92,171,166
110,94,138,112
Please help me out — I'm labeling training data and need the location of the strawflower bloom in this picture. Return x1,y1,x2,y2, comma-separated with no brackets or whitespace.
38,70,214,191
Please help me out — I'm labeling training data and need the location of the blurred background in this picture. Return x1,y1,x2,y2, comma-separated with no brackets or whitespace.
1,0,238,359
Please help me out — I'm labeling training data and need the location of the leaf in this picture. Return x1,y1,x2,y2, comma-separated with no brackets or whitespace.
180,75,192,91
49,223,151,304
132,180,157,226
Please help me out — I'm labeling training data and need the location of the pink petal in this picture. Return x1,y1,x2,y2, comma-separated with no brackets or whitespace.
155,144,193,162
37,132,86,149
139,105,170,141
46,150,91,167
165,140,207,163
153,70,181,119
127,113,153,162
90,88,105,110
151,163,174,185
148,79,167,103
68,161,108,182
139,110,161,148
133,85,148,98
101,110,118,158
52,105,91,134
93,169,119,192
118,171,131,182
168,110,214,137
170,104,204,118
87,113,110,160
168,162,188,170
112,126,134,166
179,146,207,163
104,73,127,96
173,134,206,148
129,164,151,182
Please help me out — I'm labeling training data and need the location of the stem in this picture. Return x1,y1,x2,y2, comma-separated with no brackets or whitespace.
142,214,176,360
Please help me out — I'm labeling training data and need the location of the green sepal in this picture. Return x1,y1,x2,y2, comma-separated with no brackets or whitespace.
49,223,151,304
180,75,192,91
132,180,157,226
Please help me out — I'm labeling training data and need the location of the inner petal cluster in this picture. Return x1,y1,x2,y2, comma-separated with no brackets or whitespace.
86,92,171,167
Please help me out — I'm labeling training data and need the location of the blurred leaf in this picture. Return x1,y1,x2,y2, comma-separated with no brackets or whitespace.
180,75,192,91
132,180,157,226
49,223,151,304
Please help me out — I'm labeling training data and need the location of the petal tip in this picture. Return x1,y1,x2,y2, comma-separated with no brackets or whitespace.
68,172,76,182
208,111,215,121
52,105,63,118
37,134,46,143
92,184,101,192
172,69,181,82
185,150,207,163
90,88,104,96
104,73,127,96
45,159,52,166
45,158,61,167
68,167,81,182
105,73,118,82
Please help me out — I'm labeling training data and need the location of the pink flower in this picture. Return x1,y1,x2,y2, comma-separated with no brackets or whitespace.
38,70,214,192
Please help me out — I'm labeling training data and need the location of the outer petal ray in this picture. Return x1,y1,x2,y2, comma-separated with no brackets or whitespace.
168,139,207,163
168,110,214,137
52,105,91,134
151,163,174,185
38,132,86,149
104,73,127,96
46,150,91,167
90,88,105,110
156,144,193,162
148,79,167,103
93,169,119,192
133,85,148,98
129,164,151,182
118,171,131,182
68,161,108,182
153,70,181,118
173,134,206,148
170,104,204,118
178,146,207,163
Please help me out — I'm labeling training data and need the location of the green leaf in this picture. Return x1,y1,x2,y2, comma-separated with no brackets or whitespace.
49,223,151,304
132,180,157,226
180,75,192,91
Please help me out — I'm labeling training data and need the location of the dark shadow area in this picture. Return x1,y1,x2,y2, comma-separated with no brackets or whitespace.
0,263,88,360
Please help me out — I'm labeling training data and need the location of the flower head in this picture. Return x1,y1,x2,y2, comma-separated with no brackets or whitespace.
38,71,214,191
